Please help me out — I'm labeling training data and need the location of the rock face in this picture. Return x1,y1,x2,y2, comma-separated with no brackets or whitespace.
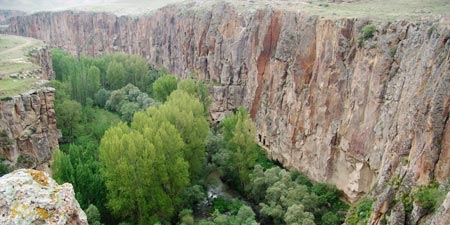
3,0,449,220
0,169,88,225
0,42,57,172
0,87,59,172
0,10,25,24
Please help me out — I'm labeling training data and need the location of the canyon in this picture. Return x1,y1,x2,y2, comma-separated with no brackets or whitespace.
1,0,449,224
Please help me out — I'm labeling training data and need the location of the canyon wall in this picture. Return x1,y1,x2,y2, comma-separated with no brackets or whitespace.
0,88,58,172
0,46,58,172
4,2,449,223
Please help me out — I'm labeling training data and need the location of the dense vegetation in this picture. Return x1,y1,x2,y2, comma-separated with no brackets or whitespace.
50,49,347,225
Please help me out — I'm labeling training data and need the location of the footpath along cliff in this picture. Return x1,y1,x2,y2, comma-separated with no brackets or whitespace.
3,1,449,224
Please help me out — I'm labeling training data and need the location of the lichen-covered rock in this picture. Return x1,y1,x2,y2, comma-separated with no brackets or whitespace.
0,169,88,225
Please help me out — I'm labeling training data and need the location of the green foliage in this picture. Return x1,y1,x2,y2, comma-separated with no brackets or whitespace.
284,204,315,225
51,104,120,224
322,212,340,225
132,90,209,180
220,108,259,189
361,24,376,39
358,24,376,46
200,205,258,225
100,90,208,223
391,46,398,58
248,164,346,225
345,198,374,225
0,159,11,176
51,149,74,184
152,75,178,102
51,49,164,105
413,183,440,211
105,84,155,122
255,146,275,169
179,209,194,225
180,185,207,209
55,99,82,139
94,89,111,107
211,197,244,214
85,204,101,224
106,61,125,90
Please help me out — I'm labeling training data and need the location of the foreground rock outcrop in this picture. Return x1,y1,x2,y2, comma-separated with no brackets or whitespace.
0,169,87,225
3,1,449,223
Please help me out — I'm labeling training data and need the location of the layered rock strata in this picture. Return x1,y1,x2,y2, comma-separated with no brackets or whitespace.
4,0,449,212
0,87,58,172
0,169,88,225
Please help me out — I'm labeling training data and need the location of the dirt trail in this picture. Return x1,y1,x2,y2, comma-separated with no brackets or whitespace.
0,38,33,57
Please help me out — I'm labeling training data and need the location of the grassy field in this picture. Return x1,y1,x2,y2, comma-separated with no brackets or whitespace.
1,0,448,19
295,0,450,21
0,34,44,98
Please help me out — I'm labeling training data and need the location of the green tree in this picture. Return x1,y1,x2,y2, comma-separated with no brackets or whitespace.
87,66,101,100
51,149,74,184
106,61,125,90
85,204,101,224
119,102,140,122
100,123,159,224
100,119,190,223
221,108,258,189
94,89,111,107
125,55,148,91
132,90,209,180
284,204,315,225
55,99,82,138
152,75,178,102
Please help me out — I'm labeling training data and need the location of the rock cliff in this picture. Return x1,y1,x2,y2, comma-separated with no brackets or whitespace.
0,10,25,24
3,1,449,223
0,44,58,172
0,87,58,172
0,169,88,225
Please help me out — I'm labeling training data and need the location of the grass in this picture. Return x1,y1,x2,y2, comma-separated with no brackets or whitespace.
0,77,39,98
279,0,450,21
0,34,45,98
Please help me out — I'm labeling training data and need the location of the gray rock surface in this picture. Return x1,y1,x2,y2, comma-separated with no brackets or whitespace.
0,169,87,225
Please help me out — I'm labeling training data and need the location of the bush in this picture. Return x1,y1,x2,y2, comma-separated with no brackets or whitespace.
345,198,374,225
413,183,439,211
211,197,244,215
85,204,101,224
358,24,376,46
361,24,376,40
0,160,11,176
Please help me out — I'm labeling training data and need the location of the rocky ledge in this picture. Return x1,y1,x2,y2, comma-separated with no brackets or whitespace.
0,169,87,225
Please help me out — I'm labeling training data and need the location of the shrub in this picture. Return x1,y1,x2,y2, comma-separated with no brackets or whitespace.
358,24,376,46
413,183,439,211
345,198,374,225
0,160,11,176
361,24,376,40
211,197,244,215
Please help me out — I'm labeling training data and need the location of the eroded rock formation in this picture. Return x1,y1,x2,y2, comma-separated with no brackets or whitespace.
3,1,449,221
0,45,58,172
0,169,88,225
0,87,58,172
